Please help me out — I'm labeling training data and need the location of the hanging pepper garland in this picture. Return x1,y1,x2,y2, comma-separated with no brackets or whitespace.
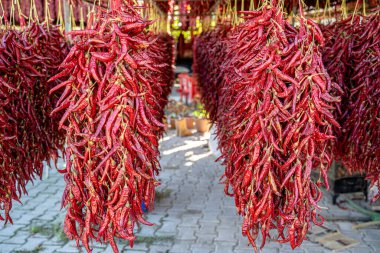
194,4,340,251
49,2,174,252
0,22,69,223
193,25,231,122
322,13,380,199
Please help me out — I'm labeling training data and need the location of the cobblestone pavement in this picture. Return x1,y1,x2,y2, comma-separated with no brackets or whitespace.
1,130,379,253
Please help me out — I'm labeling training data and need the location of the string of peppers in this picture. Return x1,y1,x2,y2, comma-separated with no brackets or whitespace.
49,1,174,252
0,1,69,223
322,11,380,200
194,1,340,251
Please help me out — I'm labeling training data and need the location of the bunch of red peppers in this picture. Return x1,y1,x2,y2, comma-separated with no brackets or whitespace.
322,13,380,199
0,22,68,224
49,2,174,252
194,5,340,251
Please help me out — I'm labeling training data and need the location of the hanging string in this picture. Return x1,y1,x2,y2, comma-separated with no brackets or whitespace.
234,0,238,25
298,0,305,17
278,0,284,13
33,0,40,23
323,0,331,21
352,0,360,23
152,2,157,33
16,0,26,28
45,0,48,24
221,4,225,24
56,0,63,28
341,0,347,19
363,0,366,16
79,6,84,29
314,0,320,20
45,0,51,30
215,2,220,24
10,0,15,27
70,4,76,30
87,0,97,30
249,0,254,11
28,0,33,26
226,0,232,25
0,0,5,27
91,0,99,16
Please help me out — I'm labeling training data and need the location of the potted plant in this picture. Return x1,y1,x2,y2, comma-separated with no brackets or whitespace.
165,100,181,129
184,103,196,129
168,113,177,129
174,102,192,136
185,115,195,129
193,104,210,133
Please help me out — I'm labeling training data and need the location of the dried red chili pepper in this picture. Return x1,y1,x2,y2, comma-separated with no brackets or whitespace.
194,4,339,251
49,3,174,253
0,23,68,223
322,13,380,200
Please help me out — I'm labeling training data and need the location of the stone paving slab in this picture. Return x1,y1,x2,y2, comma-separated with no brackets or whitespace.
0,130,378,253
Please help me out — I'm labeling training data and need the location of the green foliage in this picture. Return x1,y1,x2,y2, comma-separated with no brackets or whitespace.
14,245,44,253
193,103,208,119
135,235,175,246
29,222,68,243
155,189,173,202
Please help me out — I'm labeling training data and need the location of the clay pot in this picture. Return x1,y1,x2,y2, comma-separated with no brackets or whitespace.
175,119,192,137
185,117,195,129
170,117,176,129
163,118,168,131
195,118,210,133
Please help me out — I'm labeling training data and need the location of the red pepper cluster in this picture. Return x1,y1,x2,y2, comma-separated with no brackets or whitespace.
322,14,380,199
1,0,89,25
49,5,174,253
0,23,68,223
192,26,231,122
194,6,340,250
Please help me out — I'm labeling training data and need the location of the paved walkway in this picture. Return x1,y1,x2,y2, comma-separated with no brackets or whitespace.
0,130,379,253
